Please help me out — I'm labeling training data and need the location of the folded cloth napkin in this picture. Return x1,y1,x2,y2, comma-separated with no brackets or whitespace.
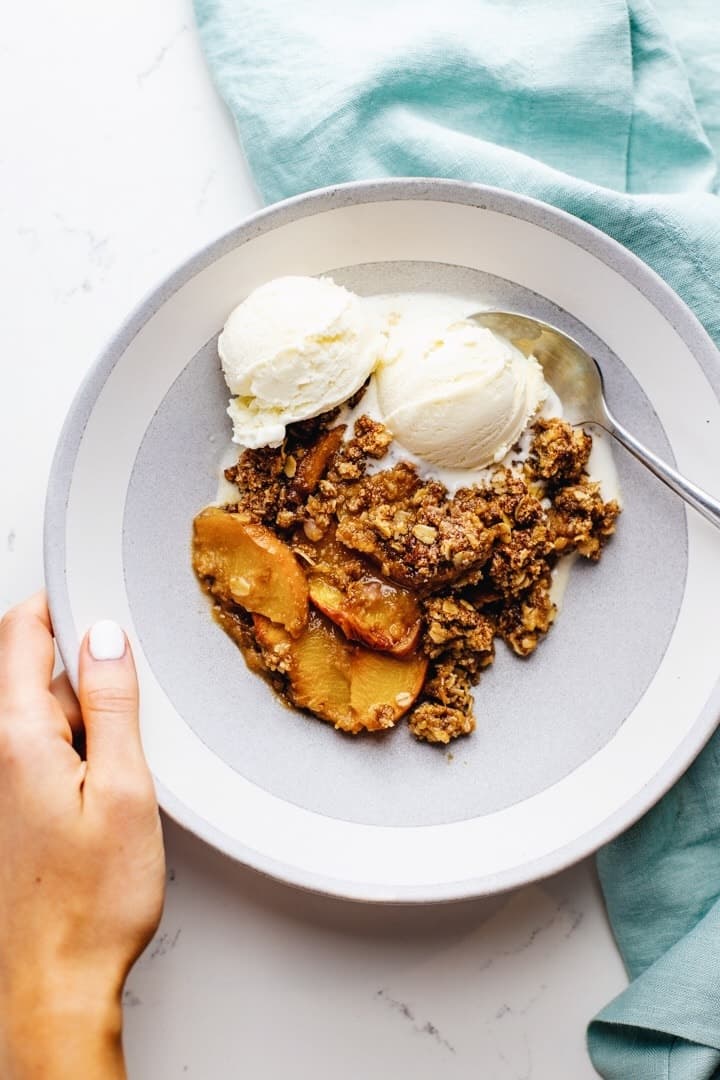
194,1,720,1075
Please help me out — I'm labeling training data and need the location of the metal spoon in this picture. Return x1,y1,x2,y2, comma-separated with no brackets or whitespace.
471,310,720,530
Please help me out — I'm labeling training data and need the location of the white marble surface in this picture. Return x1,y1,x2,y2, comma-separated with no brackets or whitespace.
0,2,628,1076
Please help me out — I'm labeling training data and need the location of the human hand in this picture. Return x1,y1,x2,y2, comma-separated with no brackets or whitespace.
0,593,165,1079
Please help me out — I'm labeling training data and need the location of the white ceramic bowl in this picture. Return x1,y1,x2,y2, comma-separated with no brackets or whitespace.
45,180,720,902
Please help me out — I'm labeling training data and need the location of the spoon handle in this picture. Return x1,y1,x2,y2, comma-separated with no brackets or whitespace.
606,415,720,531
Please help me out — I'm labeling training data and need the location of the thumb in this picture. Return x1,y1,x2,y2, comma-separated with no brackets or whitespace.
78,620,148,788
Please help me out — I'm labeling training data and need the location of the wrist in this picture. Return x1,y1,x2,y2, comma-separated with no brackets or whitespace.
1,972,125,1079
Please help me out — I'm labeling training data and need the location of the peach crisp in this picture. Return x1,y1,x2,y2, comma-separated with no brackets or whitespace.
192,407,620,746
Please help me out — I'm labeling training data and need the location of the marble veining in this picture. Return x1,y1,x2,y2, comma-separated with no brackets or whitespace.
375,989,457,1054
137,24,191,84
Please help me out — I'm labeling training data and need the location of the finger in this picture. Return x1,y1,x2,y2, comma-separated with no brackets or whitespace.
3,591,52,631
78,621,149,790
0,592,55,703
50,672,83,737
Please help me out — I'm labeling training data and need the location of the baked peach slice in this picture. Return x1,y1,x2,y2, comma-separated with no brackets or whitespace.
253,607,427,734
256,610,353,727
291,425,345,495
350,649,428,731
193,507,308,636
308,575,421,656
284,610,353,728
253,614,292,652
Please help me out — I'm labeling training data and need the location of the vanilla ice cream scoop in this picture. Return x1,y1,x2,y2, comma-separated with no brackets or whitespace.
219,276,381,448
376,320,547,470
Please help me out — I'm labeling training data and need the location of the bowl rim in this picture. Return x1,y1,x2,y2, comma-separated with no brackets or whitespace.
44,177,720,903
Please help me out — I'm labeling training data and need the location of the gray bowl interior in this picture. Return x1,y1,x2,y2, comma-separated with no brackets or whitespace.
123,260,685,829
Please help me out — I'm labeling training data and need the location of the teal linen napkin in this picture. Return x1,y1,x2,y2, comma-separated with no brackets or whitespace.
193,2,720,1075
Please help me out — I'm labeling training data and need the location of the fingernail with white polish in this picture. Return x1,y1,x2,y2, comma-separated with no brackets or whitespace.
88,620,126,661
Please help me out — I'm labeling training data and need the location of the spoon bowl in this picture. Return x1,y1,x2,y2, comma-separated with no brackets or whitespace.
471,310,720,530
